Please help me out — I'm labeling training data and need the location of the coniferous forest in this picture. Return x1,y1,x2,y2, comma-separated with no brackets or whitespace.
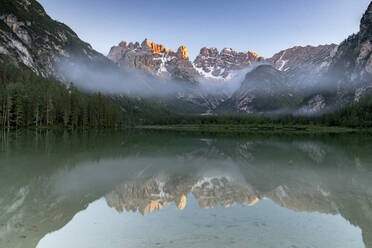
0,62,123,129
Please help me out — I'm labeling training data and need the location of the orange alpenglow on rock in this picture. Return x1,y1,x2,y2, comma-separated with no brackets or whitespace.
141,38,170,54
142,38,152,49
159,45,168,53
177,45,189,60
151,42,160,53
140,38,188,58
248,51,260,59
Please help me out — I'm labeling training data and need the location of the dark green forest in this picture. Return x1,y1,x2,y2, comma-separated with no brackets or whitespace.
0,62,123,128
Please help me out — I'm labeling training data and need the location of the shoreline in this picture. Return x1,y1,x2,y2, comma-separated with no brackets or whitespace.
136,124,372,134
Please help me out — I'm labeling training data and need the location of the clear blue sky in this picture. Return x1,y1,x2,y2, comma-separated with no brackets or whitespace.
39,0,371,59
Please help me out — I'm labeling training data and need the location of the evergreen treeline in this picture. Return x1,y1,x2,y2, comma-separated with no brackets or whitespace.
140,94,372,129
0,62,123,129
323,95,372,128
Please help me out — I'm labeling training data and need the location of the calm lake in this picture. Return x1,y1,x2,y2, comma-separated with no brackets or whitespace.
0,130,371,248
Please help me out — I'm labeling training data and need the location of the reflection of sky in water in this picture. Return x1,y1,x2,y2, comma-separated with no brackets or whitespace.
2,131,372,248
38,195,363,248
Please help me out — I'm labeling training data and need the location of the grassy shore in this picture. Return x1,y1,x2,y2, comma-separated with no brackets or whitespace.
136,124,369,134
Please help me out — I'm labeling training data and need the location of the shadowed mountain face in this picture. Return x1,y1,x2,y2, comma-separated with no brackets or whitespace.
0,0,111,78
304,2,372,109
268,45,338,87
216,65,302,113
0,131,372,247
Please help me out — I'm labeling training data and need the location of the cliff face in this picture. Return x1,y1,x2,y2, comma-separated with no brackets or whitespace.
193,47,261,80
324,2,372,102
329,2,372,80
0,0,110,78
108,40,263,82
268,44,338,88
108,38,199,82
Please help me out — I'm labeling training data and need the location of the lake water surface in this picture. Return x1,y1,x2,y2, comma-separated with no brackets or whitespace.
0,130,372,248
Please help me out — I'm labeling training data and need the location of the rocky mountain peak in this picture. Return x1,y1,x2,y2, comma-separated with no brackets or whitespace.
118,40,139,49
141,38,152,49
108,38,186,59
177,45,188,60
267,44,338,88
139,38,170,54
193,46,261,80
109,41,261,82
249,51,260,60
268,45,338,73
108,38,198,80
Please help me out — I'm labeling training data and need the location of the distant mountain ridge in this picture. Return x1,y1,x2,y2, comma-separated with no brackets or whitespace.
193,46,262,80
107,37,343,113
2,0,372,116
108,38,336,83
268,44,338,87
108,39,264,81
108,38,198,82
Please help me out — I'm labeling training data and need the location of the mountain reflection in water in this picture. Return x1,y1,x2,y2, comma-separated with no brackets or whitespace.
105,175,259,215
0,131,372,248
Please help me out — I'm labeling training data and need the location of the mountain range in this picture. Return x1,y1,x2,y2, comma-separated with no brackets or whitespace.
1,0,372,116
